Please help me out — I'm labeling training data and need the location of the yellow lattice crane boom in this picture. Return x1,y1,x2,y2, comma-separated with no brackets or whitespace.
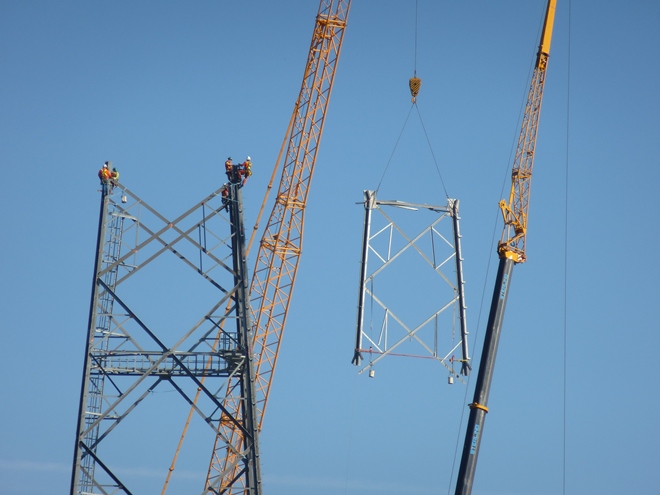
204,2,351,493
498,0,556,264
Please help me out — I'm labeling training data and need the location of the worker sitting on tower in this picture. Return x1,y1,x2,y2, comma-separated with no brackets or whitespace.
225,157,233,180
238,156,252,185
111,167,119,186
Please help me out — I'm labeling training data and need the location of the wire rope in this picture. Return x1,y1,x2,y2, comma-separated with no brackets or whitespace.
414,104,449,198
563,2,572,493
375,104,414,192
414,0,418,76
342,373,360,495
375,101,451,200
375,0,450,201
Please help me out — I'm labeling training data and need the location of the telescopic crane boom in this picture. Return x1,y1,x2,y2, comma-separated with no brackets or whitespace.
454,1,556,494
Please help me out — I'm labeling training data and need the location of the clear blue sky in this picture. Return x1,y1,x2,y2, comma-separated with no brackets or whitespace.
1,1,659,494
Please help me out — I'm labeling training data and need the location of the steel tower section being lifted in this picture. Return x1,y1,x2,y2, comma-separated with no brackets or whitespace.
70,174,260,495
352,190,470,379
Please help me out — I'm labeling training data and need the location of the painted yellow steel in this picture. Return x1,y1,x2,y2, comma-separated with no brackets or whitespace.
409,76,422,103
468,402,490,413
204,1,351,493
538,0,557,67
498,0,556,263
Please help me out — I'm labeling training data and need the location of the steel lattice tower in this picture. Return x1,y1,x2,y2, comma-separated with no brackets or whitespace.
352,190,471,379
70,171,260,495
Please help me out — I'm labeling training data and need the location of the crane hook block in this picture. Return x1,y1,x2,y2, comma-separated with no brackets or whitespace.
409,77,421,103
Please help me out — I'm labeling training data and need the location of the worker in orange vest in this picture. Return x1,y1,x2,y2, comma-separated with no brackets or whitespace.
98,162,111,183
98,161,113,194
239,156,252,185
225,157,233,180
221,184,229,211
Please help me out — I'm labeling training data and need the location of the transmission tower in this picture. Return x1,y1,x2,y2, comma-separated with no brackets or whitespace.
70,170,260,495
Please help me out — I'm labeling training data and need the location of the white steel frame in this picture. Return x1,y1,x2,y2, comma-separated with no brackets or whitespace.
352,190,471,378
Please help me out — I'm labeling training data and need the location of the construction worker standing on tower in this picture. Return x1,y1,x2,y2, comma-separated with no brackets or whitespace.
98,161,112,194
98,162,111,183
225,157,233,180
238,156,252,185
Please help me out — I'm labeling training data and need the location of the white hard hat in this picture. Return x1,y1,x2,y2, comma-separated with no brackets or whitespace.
246,156,251,161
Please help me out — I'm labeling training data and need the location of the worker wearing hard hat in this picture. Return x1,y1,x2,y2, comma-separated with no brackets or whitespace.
98,162,111,183
239,156,252,185
98,161,113,194
225,157,233,180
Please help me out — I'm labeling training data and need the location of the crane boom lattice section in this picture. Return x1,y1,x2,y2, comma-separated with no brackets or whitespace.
205,1,351,493
498,0,555,263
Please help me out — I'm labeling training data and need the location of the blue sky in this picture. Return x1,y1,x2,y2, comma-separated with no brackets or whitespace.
1,1,659,494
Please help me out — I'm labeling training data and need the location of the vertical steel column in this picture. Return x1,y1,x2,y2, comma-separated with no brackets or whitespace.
454,256,514,495
450,199,470,376
227,173,261,495
70,185,111,495
352,190,376,366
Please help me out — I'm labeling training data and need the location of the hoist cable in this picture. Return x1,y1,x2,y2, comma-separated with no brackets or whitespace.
414,104,449,198
563,2,572,494
341,373,360,495
414,0,418,75
376,104,414,192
